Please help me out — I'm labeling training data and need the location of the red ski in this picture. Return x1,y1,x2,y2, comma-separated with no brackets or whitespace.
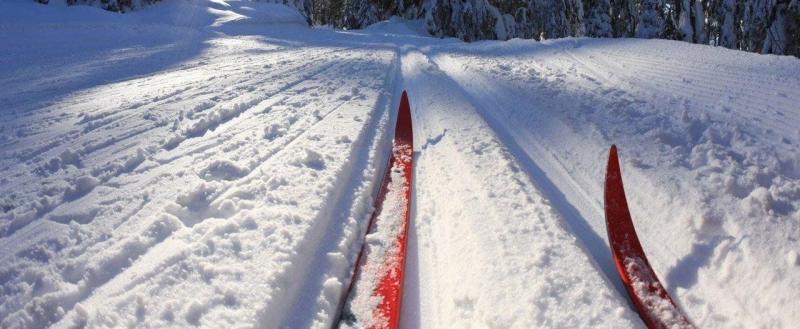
605,145,693,329
338,90,413,329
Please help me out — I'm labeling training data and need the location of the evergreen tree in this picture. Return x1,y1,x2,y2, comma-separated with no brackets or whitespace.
47,0,800,56
611,0,638,37
693,0,708,43
718,0,738,48
786,0,800,56
341,0,379,28
636,0,665,37
566,0,588,37
584,0,613,37
677,0,695,41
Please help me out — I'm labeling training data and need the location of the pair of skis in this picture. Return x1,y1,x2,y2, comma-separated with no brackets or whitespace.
336,90,692,329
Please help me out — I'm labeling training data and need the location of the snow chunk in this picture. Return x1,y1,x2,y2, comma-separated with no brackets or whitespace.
59,148,82,169
292,149,326,170
200,159,249,181
742,187,775,215
264,123,286,140
63,175,100,201
184,300,207,325
176,182,219,211
625,256,693,329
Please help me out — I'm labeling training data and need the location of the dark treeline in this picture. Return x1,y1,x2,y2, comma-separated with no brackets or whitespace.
310,0,799,57
35,0,799,56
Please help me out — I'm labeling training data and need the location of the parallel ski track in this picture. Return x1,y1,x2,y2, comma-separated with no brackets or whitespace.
402,49,641,328
0,46,356,238
564,46,799,136
283,50,403,328
1,50,358,258
426,44,797,328
427,51,630,301
0,47,391,327
3,46,342,160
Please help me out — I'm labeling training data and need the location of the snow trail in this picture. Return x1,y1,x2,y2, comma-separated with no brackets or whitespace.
401,49,642,328
426,38,800,328
2,2,799,328
0,4,401,325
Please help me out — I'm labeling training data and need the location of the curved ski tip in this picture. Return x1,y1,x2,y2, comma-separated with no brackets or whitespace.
608,145,619,163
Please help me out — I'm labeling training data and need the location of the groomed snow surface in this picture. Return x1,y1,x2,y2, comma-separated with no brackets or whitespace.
1,1,799,328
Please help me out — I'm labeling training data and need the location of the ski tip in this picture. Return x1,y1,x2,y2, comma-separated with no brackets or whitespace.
395,89,413,145
606,144,622,187
608,145,619,168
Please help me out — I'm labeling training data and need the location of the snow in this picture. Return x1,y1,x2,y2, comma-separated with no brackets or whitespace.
624,256,692,329
424,38,800,328
341,158,409,328
1,1,799,328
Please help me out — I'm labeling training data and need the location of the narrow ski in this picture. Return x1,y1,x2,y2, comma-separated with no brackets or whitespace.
604,145,694,329
338,90,414,329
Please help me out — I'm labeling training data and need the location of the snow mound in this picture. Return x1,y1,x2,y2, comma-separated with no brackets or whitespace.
362,16,429,37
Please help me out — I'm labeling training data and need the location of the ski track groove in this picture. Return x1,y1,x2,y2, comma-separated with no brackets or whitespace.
432,53,627,299
157,55,361,165
128,51,376,313
427,51,631,301
79,53,361,238
0,47,357,236
2,45,341,161
402,49,642,328
0,45,393,328
564,46,798,135
2,15,798,328
159,50,355,151
279,50,402,329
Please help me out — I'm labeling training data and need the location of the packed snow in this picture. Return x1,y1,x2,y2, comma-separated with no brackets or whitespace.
341,152,410,328
1,1,798,328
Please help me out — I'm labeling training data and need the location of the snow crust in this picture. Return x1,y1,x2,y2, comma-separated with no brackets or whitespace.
1,1,799,328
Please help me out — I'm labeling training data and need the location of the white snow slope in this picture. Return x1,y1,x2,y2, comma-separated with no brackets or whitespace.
1,1,799,328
